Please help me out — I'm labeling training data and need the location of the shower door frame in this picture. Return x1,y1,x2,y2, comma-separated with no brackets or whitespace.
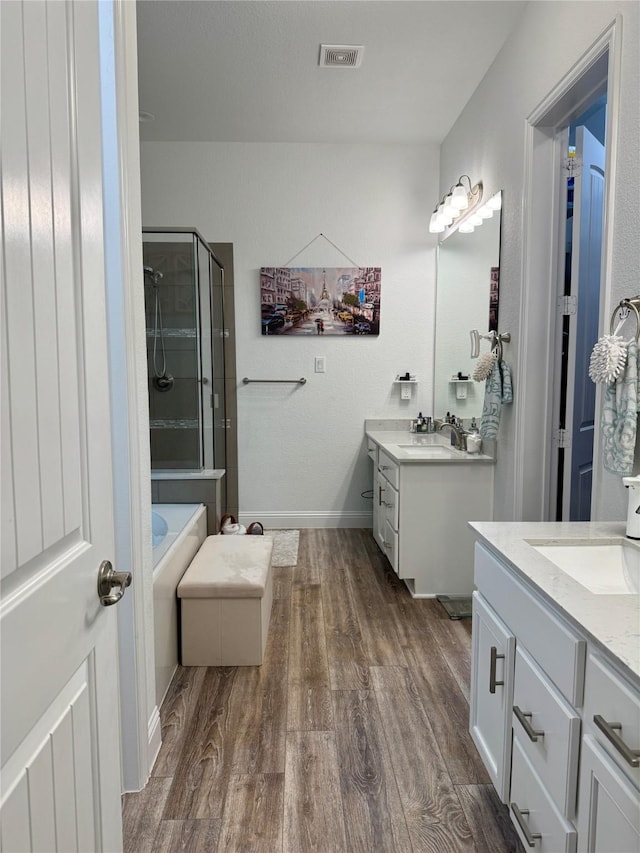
142,226,226,476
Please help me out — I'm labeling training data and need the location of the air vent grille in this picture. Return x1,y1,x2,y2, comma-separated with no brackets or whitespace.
319,44,364,68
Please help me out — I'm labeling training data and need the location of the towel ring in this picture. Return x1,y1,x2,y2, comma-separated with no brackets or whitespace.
610,299,640,341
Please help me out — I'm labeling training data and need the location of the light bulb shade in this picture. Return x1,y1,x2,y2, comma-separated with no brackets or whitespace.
487,191,502,211
468,212,483,226
458,221,475,233
451,183,469,210
429,211,445,233
438,203,453,226
443,194,457,216
478,205,493,220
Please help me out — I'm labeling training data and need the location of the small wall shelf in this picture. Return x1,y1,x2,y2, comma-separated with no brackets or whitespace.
393,376,417,400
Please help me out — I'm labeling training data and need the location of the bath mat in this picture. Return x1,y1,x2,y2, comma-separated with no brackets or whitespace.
436,595,472,620
265,529,300,567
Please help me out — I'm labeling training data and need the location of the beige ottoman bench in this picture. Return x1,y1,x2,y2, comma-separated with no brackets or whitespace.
177,535,273,666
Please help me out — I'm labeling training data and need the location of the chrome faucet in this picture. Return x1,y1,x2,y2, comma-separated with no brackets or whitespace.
439,422,466,451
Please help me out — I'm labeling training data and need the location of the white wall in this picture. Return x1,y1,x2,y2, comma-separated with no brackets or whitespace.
439,1,639,522
140,142,438,525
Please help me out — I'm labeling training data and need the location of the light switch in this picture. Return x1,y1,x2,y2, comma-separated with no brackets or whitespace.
315,356,326,373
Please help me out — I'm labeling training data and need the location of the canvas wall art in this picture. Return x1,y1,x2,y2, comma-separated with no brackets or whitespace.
260,267,381,335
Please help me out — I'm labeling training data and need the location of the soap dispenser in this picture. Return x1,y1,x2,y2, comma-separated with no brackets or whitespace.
622,476,640,538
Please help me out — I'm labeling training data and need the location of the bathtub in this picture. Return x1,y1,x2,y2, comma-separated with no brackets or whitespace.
152,503,207,707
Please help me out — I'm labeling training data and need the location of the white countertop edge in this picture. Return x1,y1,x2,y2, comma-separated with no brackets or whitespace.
470,521,640,684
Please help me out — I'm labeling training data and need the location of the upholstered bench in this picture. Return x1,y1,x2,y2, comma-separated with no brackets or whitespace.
177,535,273,666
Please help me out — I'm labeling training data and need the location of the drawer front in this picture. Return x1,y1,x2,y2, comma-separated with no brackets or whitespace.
378,449,399,489
513,646,581,818
383,480,399,532
381,520,398,573
510,738,577,853
583,653,640,787
475,543,586,706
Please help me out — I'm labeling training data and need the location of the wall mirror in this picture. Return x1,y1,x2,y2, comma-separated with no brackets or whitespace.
433,191,502,420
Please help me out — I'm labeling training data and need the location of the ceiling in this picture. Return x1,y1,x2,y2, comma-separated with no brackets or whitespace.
136,1,527,145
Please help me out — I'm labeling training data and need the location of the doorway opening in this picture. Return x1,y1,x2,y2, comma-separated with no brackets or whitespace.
554,94,608,521
515,20,620,522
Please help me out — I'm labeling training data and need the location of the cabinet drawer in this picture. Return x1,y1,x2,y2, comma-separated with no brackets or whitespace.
513,646,581,818
475,543,586,706
510,738,577,853
381,520,398,574
583,653,640,786
383,480,399,532
378,449,399,489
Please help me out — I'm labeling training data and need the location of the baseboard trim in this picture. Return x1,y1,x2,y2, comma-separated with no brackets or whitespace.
238,510,373,529
147,705,162,773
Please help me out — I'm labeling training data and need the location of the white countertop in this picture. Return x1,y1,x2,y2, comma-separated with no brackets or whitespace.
470,521,640,683
366,429,494,464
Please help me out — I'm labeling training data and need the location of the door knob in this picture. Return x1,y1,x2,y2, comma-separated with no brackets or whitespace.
97,560,132,606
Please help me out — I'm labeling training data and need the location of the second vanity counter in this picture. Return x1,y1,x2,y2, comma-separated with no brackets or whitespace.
366,420,495,597
365,428,495,463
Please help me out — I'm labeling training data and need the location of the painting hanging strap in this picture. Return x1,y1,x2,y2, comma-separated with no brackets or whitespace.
281,232,361,268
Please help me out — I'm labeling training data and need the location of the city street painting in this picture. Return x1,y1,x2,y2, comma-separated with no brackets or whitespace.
260,267,381,336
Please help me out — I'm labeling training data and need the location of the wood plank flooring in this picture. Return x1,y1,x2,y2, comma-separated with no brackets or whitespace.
123,529,522,852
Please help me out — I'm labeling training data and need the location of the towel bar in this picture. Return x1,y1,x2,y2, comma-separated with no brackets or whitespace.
242,377,307,385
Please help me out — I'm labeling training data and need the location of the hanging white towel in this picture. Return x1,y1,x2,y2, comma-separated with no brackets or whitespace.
601,339,640,475
480,360,513,439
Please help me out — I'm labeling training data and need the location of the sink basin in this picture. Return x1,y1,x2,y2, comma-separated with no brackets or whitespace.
528,539,640,595
397,444,457,457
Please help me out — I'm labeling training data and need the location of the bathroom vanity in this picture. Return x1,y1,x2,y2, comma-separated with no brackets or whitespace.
468,521,640,852
366,421,495,596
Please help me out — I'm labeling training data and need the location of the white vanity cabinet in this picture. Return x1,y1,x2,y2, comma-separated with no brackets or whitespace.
369,436,494,596
470,535,640,853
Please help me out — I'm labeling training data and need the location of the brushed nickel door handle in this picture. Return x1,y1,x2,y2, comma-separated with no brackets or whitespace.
489,645,505,693
514,705,545,742
510,803,542,847
97,560,132,607
594,714,640,767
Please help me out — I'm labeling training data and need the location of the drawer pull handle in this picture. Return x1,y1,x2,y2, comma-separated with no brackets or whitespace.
514,706,545,742
510,803,542,847
594,714,640,767
381,465,392,471
489,646,505,694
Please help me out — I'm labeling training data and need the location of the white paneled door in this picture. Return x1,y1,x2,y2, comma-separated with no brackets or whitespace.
1,1,124,850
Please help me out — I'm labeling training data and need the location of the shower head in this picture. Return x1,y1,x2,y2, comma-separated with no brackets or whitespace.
144,265,164,286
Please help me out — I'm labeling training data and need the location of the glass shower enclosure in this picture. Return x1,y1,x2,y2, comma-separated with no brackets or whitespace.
143,228,226,484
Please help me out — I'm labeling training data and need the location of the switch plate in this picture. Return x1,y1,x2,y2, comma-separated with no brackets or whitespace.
401,383,412,400
315,356,326,373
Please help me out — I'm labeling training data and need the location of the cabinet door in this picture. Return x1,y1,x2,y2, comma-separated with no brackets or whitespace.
470,591,516,802
577,736,640,853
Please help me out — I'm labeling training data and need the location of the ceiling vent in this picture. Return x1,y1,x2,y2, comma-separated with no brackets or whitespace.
319,44,364,69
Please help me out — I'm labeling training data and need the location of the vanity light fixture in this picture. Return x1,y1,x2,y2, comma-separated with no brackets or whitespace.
429,175,483,234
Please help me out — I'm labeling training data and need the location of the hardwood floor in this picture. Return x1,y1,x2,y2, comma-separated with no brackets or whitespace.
123,529,522,852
